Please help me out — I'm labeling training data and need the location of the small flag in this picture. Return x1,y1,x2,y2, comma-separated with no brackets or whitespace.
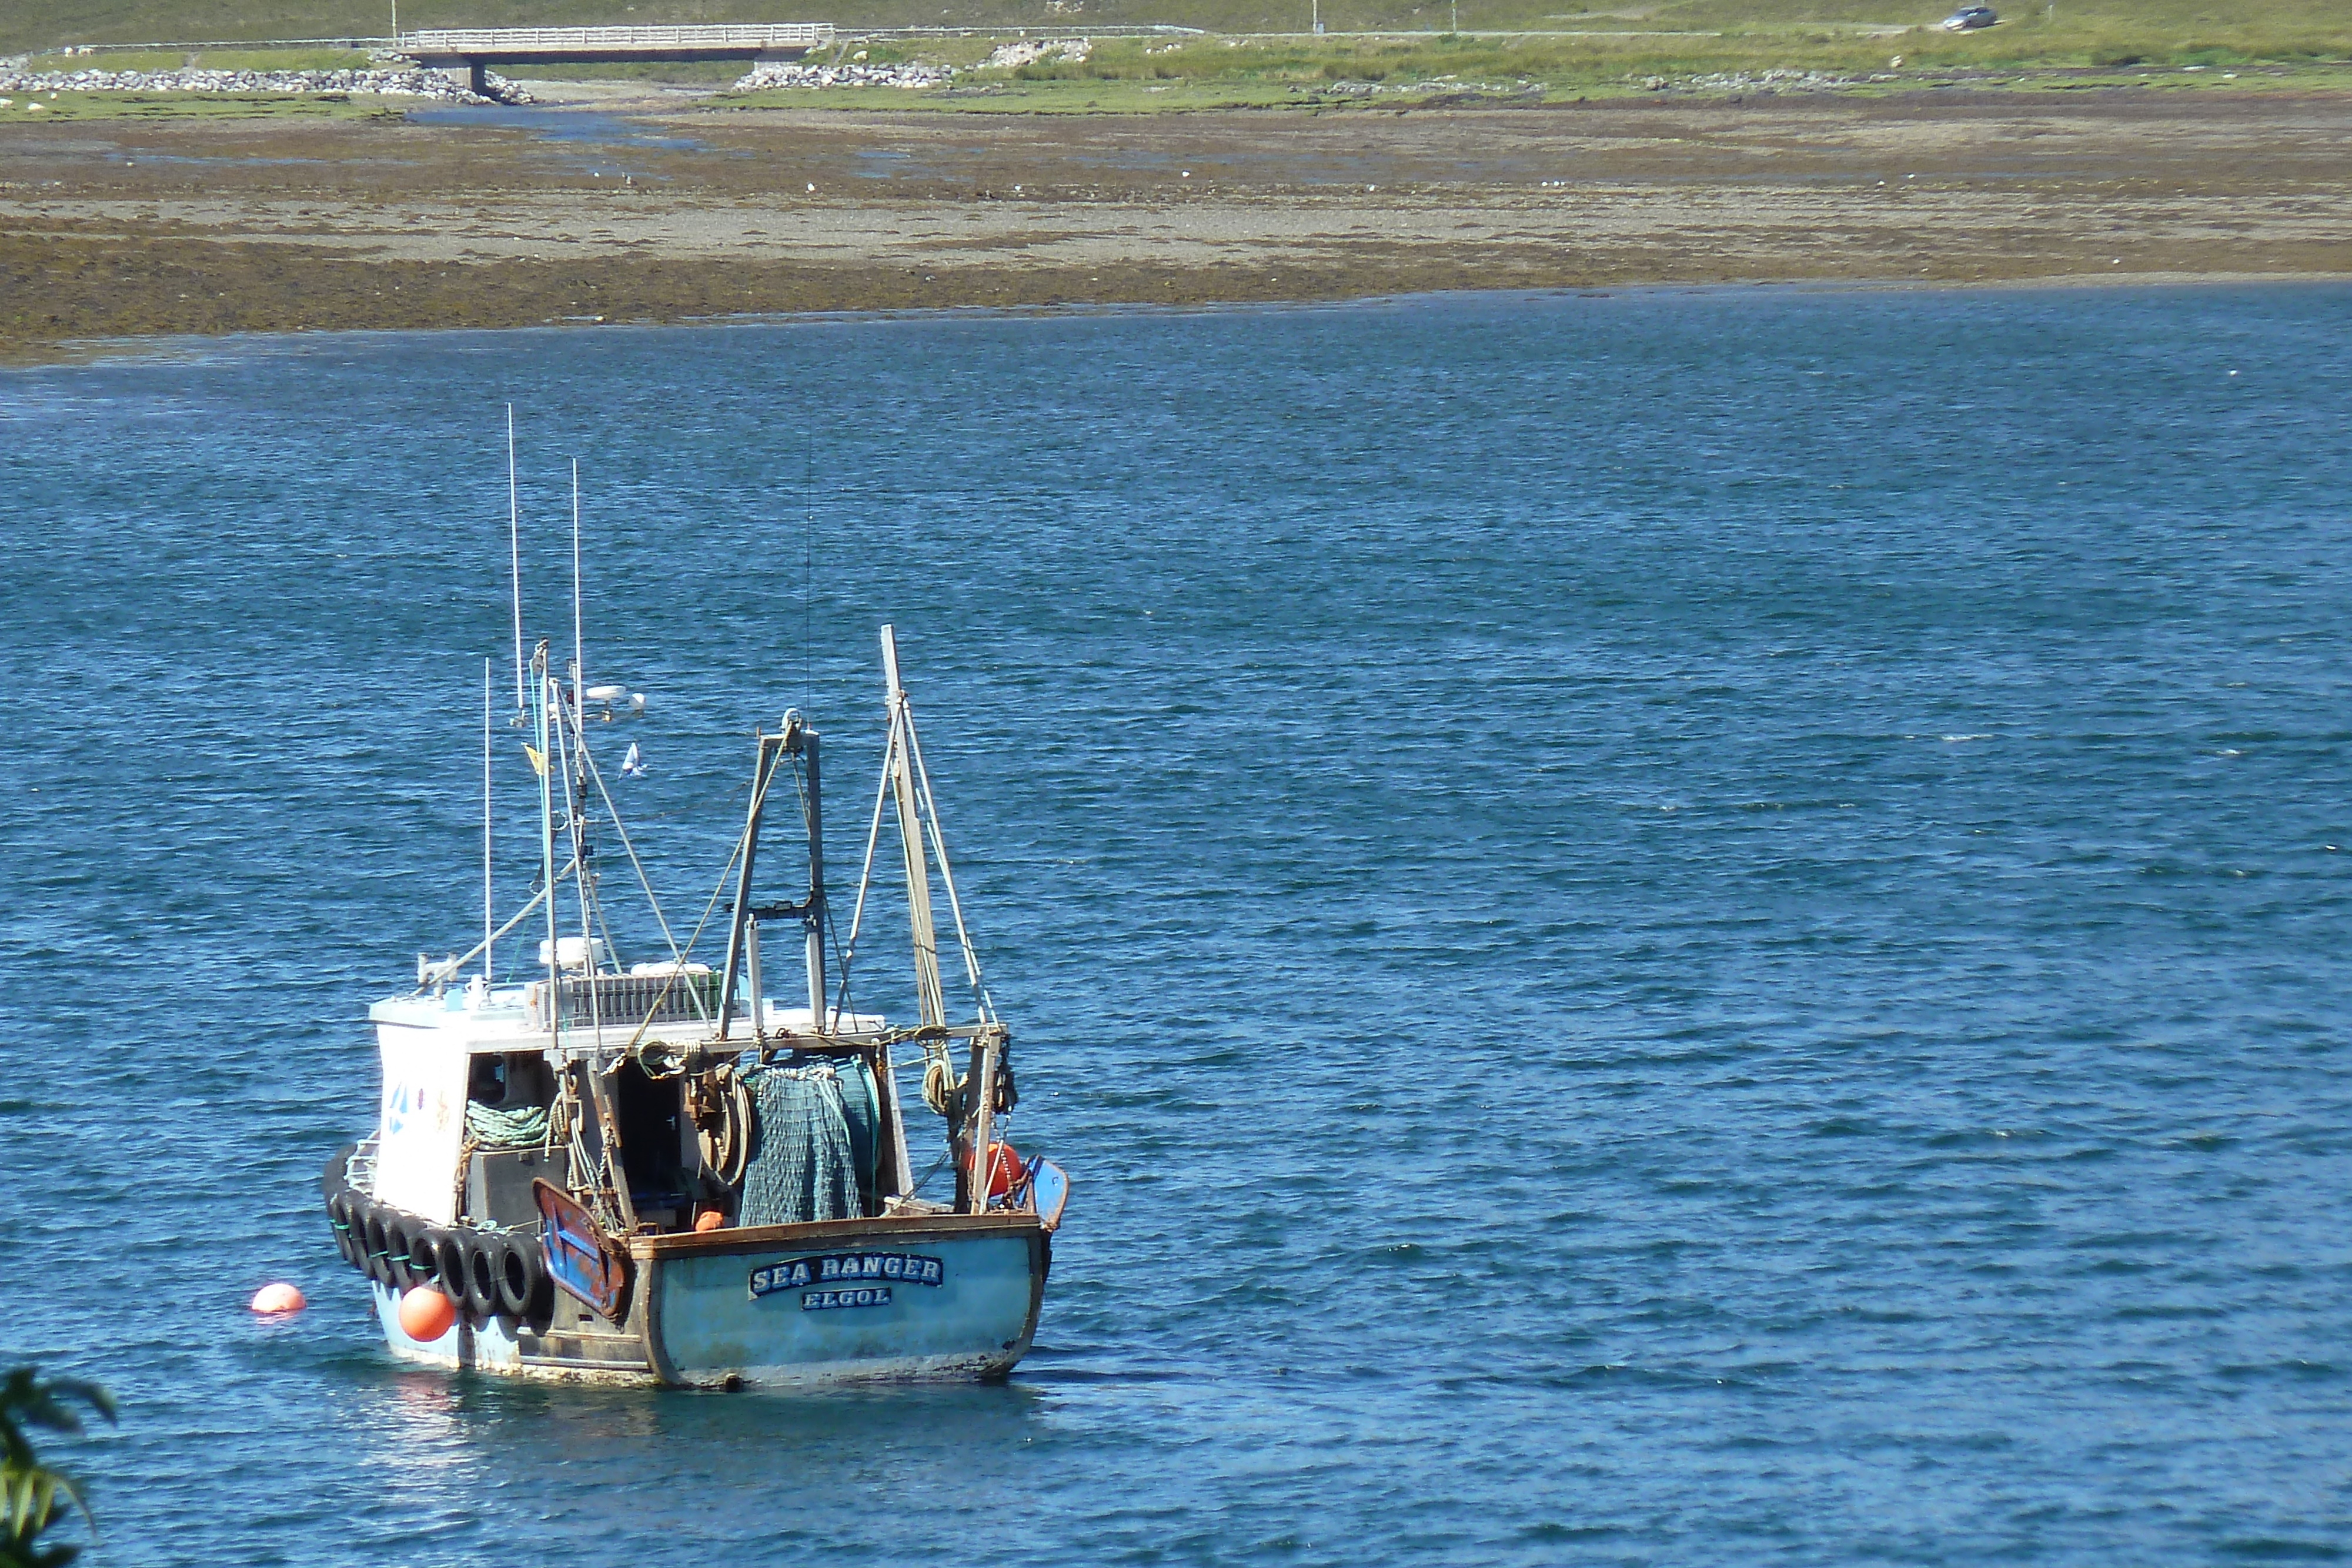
522,743,546,775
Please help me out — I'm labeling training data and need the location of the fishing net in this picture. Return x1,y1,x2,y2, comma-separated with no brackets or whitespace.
738,1061,878,1226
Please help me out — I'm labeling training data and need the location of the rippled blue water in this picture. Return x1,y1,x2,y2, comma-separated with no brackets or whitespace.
4,286,2351,1565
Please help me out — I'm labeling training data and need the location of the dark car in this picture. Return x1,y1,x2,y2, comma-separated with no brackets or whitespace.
1940,5,1998,28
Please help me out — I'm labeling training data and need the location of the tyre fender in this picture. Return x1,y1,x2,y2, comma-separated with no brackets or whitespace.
429,1229,469,1299
326,1189,360,1269
411,1227,456,1291
360,1205,394,1288
460,1230,506,1323
496,1233,550,1326
383,1213,422,1292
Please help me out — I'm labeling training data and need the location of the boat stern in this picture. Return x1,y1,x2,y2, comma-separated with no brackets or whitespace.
634,1213,1046,1388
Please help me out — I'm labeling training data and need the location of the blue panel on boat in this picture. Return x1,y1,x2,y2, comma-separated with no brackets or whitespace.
535,1177,629,1319
1029,1159,1070,1232
655,1229,1037,1381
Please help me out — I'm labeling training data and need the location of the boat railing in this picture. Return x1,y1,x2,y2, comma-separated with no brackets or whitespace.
346,1133,380,1198
526,970,724,1034
400,24,834,51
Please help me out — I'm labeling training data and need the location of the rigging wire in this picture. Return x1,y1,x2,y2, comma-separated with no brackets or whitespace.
506,404,524,714
622,738,791,1051
581,741,688,970
804,434,814,717
549,657,602,1051
829,698,902,1029
898,700,996,1024
790,755,856,1028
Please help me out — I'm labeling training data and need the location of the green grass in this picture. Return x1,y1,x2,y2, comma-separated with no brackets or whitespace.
20,46,376,70
9,0,2352,54
6,0,2349,109
726,24,2352,109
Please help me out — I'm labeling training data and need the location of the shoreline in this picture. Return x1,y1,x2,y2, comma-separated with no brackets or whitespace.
5,90,2348,364
15,270,2351,370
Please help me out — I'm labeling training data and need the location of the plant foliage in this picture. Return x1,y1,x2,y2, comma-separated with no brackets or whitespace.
0,1368,115,1568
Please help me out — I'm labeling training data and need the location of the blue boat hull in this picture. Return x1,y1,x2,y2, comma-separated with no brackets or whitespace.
372,1212,1047,1388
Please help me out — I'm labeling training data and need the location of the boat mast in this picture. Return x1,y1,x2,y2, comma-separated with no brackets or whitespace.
880,627,948,1034
532,640,560,1048
567,460,604,1051
717,728,783,1042
483,657,494,982
715,713,828,1041
507,404,525,718
877,626,998,1213
800,723,826,1024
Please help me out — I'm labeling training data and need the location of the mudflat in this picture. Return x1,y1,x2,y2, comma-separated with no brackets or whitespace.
4,86,2350,357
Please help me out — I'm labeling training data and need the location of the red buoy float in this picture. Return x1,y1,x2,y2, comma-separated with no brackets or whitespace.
397,1284,457,1342
249,1282,306,1315
983,1142,1023,1200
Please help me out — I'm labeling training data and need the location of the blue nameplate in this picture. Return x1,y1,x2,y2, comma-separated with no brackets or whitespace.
750,1252,944,1301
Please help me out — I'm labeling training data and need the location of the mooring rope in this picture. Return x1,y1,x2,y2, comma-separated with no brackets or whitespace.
465,1099,550,1148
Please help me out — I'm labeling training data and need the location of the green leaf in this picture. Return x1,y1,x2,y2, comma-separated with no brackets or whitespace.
0,1368,111,1567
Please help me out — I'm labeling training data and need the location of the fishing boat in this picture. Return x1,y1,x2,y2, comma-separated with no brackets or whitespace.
318,583,1067,1387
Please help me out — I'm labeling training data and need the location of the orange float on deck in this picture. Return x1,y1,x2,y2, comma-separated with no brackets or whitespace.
983,1142,1023,1200
693,1207,726,1233
397,1285,456,1342
249,1282,306,1315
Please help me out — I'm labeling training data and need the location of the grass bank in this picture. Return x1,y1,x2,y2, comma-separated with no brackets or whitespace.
6,0,2350,114
725,26,2352,112
9,0,2352,59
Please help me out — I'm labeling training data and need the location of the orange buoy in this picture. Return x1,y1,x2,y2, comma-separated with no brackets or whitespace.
249,1282,306,1315
693,1206,726,1233
983,1142,1023,1200
397,1284,456,1342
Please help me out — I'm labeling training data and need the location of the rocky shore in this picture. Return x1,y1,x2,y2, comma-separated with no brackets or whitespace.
729,38,1091,93
2,90,2347,362
0,63,532,104
731,59,951,91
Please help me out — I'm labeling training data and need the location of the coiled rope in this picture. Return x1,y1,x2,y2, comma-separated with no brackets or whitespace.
921,1048,1018,1119
922,1052,959,1118
465,1100,550,1148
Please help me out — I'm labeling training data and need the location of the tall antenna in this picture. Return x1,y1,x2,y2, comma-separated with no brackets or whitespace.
532,641,560,1051
483,657,495,981
804,440,814,713
507,404,525,716
572,457,584,704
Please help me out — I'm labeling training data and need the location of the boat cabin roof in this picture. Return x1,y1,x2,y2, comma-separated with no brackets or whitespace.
370,983,884,1055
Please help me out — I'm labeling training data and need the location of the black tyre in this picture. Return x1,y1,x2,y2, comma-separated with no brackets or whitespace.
429,1230,469,1298
411,1228,455,1290
496,1235,546,1325
326,1190,360,1269
360,1206,394,1288
461,1231,505,1323
383,1214,422,1291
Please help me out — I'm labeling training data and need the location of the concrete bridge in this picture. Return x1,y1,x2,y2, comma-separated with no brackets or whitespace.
401,24,832,92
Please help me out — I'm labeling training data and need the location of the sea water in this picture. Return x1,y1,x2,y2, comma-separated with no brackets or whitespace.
2,286,2349,1564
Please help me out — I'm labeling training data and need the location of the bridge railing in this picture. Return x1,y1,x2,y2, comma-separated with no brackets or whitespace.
402,23,833,51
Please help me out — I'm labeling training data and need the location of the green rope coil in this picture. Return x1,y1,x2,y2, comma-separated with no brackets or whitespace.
465,1100,549,1148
